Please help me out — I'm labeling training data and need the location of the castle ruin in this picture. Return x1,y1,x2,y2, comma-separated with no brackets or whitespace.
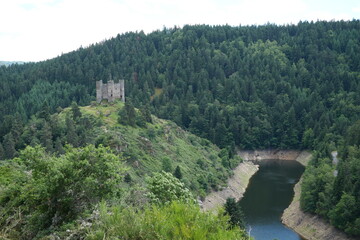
96,80,125,103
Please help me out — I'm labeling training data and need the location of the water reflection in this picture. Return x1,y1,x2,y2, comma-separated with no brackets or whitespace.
240,160,305,240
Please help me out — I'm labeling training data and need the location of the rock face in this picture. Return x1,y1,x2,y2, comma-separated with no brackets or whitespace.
201,161,259,211
282,180,357,240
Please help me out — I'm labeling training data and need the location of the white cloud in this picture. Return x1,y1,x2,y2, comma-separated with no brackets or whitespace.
0,0,359,62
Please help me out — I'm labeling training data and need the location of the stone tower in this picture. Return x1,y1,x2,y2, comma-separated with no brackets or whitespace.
96,79,125,103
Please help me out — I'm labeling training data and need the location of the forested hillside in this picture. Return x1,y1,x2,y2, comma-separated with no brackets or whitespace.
0,102,246,239
1,20,360,150
1,20,360,238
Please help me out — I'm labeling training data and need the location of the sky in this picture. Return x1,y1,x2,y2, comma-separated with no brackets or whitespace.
1,0,359,62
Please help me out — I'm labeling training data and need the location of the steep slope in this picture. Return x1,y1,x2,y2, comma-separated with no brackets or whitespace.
79,101,240,196
0,101,243,239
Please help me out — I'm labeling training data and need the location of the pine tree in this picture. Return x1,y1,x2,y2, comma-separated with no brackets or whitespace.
66,115,79,147
0,142,4,160
174,166,183,179
124,173,132,183
125,100,136,126
3,132,17,159
71,101,82,121
38,101,51,121
141,104,152,123
40,121,53,152
224,198,246,229
54,137,65,155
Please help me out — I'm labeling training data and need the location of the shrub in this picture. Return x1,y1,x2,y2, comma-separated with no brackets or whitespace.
0,144,125,239
87,201,248,240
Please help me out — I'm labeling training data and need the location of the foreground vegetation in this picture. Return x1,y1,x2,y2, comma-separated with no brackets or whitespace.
1,20,360,237
0,103,244,239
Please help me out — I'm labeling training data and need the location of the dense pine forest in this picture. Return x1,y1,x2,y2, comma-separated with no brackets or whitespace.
1,20,360,238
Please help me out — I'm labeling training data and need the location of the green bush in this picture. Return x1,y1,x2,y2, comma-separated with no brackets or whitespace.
146,171,195,205
87,201,248,240
0,144,126,239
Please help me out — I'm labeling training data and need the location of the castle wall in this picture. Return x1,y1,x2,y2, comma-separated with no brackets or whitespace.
96,80,103,103
119,80,125,102
96,80,125,103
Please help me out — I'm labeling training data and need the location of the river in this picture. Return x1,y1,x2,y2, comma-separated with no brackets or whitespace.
239,159,305,240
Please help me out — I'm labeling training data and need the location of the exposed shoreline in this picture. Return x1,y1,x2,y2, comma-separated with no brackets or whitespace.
203,150,358,240
201,150,310,211
201,161,259,211
282,175,357,240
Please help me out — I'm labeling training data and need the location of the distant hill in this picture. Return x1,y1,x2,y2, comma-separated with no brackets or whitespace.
0,61,25,66
1,20,359,151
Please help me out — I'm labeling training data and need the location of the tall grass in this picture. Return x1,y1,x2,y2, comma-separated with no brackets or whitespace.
87,201,248,240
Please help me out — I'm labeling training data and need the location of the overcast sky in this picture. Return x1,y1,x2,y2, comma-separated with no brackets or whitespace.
1,0,359,62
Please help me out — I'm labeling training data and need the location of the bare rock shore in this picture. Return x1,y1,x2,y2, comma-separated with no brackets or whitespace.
201,161,259,211
202,149,310,211
282,179,357,240
203,149,358,239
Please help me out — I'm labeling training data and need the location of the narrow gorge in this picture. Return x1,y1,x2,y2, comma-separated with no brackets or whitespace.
204,150,359,240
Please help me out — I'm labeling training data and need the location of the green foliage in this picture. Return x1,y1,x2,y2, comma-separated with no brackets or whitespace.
2,132,17,159
224,198,246,229
87,201,248,240
118,99,137,126
300,160,335,214
173,165,183,179
1,21,360,237
71,101,82,120
161,157,173,172
0,143,4,160
124,173,132,183
300,120,360,236
2,21,360,152
302,128,315,149
0,144,125,239
146,171,195,205
328,193,356,232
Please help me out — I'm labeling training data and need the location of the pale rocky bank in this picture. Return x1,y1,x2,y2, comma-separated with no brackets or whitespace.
201,161,259,211
202,150,310,211
281,155,359,240
281,179,357,240
203,149,359,240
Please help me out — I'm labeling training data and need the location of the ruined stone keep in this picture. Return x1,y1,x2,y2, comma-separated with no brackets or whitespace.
96,80,125,103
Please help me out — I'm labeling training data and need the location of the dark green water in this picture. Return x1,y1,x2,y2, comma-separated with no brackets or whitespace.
240,160,305,240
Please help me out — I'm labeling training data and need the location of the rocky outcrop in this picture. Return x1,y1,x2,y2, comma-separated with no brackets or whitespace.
201,161,258,211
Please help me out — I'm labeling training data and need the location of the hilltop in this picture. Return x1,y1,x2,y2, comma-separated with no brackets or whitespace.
0,101,245,239
76,101,240,196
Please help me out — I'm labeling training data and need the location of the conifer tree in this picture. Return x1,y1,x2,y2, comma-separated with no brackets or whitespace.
174,165,183,179
54,137,64,155
71,101,82,121
38,101,51,121
3,132,17,159
0,142,4,160
40,122,53,152
66,115,79,147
